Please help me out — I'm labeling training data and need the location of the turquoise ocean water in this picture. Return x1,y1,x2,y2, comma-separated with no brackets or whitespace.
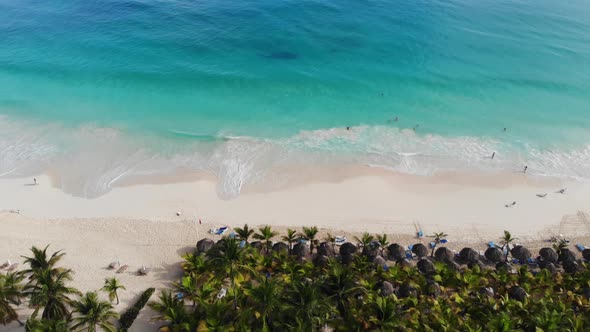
1,0,589,198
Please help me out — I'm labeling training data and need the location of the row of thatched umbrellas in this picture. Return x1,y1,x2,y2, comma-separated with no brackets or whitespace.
197,236,589,274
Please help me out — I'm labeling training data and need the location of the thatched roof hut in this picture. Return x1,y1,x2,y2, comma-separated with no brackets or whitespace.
459,248,479,263
417,258,435,274
434,247,454,262
196,238,215,254
508,286,527,302
339,242,357,256
380,281,394,296
317,242,335,257
387,244,405,261
484,247,503,263
412,243,428,258
272,242,289,254
539,248,558,264
292,243,310,257
511,246,532,262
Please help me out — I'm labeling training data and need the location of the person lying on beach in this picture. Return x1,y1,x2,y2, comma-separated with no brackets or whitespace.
556,188,567,194
536,193,547,198
505,201,516,207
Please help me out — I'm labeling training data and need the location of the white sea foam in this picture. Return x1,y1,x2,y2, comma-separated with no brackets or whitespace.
1,118,589,199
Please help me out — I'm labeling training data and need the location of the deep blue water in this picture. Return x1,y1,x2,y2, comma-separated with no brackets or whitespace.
1,0,589,198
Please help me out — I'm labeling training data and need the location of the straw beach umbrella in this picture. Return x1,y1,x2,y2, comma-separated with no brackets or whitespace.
434,247,454,263
387,244,405,261
510,246,531,262
539,248,558,264
196,238,215,254
412,244,428,258
484,247,503,263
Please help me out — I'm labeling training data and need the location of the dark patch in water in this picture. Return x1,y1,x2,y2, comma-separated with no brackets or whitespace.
263,51,298,60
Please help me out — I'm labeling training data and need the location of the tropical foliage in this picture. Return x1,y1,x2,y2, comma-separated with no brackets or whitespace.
148,225,590,331
1,245,122,331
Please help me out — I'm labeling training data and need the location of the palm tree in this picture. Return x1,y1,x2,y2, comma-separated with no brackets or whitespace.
552,238,569,256
101,278,125,305
301,226,319,255
22,245,65,277
149,291,193,331
25,318,69,332
25,268,80,320
354,232,375,248
173,276,198,307
207,237,249,309
429,232,448,257
71,291,118,332
282,229,298,255
180,252,208,280
283,277,331,330
500,230,517,261
0,272,25,326
244,277,284,331
234,224,255,243
253,226,278,255
376,234,390,257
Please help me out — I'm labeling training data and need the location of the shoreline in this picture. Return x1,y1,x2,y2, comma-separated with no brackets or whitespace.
0,166,587,234
2,166,590,331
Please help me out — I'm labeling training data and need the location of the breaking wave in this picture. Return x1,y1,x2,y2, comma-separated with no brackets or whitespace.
1,117,589,199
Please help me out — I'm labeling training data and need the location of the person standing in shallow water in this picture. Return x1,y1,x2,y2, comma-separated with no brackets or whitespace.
524,165,528,173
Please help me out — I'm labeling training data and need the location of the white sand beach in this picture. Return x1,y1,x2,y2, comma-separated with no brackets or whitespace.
1,167,590,330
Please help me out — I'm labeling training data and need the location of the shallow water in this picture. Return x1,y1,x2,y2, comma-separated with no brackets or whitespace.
1,0,589,198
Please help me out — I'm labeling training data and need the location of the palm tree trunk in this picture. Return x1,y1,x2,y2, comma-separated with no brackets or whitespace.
116,292,119,305
231,265,237,310
431,244,436,257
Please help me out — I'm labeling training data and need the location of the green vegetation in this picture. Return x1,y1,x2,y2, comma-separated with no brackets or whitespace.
149,226,590,331
2,228,590,331
0,245,121,331
118,287,155,332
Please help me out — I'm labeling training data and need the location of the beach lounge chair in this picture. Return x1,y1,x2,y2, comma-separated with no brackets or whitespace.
209,228,218,234
440,239,448,244
335,236,347,246
405,251,413,260
137,265,149,276
239,240,246,248
176,293,184,301
488,241,496,248
116,265,129,274
429,242,436,248
417,230,424,238
215,227,228,235
108,261,120,270
576,244,586,252
217,287,227,299
0,260,10,269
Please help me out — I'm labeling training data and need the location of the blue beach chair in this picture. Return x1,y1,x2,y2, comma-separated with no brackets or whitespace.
576,244,586,252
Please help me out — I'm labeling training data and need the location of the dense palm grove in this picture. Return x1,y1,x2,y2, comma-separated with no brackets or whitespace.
2,227,590,331
150,227,590,331
0,246,122,331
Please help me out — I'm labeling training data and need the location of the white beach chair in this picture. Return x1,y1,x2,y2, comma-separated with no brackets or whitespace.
0,260,10,269
108,261,120,270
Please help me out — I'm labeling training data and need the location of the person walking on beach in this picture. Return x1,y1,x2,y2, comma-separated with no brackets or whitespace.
523,165,528,173
33,178,37,185
491,152,495,159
